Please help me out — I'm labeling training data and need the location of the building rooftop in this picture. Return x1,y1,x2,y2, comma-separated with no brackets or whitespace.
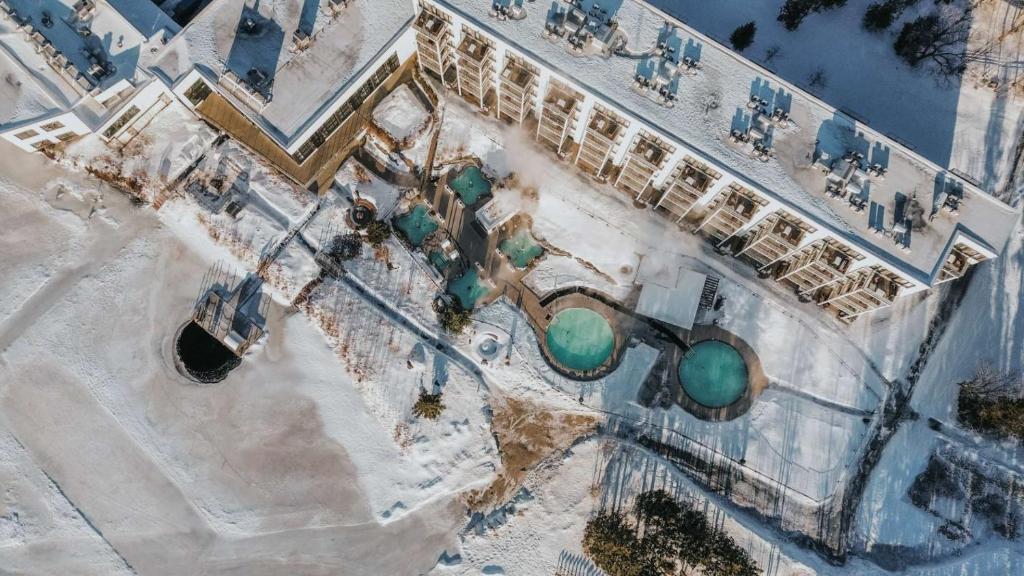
0,47,62,128
102,0,180,40
154,0,414,148
435,0,1018,284
5,0,148,95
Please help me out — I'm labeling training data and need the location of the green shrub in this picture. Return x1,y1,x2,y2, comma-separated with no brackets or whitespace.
366,220,392,246
412,391,445,420
440,306,472,334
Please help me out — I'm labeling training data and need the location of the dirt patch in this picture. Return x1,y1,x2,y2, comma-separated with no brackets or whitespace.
466,397,597,511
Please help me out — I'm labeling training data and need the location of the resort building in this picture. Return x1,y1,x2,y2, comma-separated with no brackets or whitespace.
406,0,1016,322
0,0,1015,323
151,0,417,191
0,0,178,151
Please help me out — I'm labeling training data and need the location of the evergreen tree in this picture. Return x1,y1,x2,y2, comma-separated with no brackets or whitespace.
366,220,392,246
412,391,445,420
439,306,472,334
778,0,848,31
729,22,757,52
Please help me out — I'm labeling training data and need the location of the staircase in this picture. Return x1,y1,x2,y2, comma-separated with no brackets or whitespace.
698,274,720,310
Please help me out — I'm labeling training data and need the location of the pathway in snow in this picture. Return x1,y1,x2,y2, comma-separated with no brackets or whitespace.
0,192,153,360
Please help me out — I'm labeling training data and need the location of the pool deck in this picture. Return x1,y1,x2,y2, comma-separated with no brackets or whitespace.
526,289,635,381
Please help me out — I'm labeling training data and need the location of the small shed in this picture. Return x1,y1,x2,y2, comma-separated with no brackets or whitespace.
636,269,708,331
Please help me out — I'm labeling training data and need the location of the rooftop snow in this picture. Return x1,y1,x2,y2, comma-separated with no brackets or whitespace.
0,47,62,127
154,0,413,146
435,0,1018,280
103,0,181,39
6,0,147,92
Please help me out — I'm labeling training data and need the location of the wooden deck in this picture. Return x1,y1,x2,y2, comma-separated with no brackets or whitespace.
195,57,418,193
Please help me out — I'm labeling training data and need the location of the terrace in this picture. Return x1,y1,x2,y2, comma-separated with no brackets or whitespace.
616,132,673,199
654,157,721,222
776,240,863,296
536,80,580,155
413,5,451,77
575,105,626,178
736,211,814,268
695,184,767,246
818,267,908,321
497,57,537,124
455,30,494,107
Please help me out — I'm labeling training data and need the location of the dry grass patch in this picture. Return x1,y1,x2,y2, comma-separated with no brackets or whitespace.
467,396,597,511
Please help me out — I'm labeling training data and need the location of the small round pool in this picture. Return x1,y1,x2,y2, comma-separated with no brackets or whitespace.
679,340,748,408
176,321,241,383
545,308,614,372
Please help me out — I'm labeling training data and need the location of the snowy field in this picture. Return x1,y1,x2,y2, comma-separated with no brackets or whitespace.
0,140,493,574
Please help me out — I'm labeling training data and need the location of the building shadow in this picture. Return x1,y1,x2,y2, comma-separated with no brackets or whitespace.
225,0,286,97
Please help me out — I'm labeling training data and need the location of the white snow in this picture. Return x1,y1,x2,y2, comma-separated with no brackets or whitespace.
373,84,432,143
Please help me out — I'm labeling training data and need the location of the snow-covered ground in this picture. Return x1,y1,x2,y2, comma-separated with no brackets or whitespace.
372,84,432,145
648,0,1024,193
0,136,492,574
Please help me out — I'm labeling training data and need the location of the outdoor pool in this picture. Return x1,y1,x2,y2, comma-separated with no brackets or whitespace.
499,229,544,269
394,203,438,247
448,268,491,309
176,321,241,383
448,165,491,206
545,308,614,372
678,340,748,408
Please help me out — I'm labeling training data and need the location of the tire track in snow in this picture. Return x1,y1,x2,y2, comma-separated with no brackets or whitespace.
0,214,149,360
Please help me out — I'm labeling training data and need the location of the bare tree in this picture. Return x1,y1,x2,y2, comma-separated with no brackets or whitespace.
894,5,975,78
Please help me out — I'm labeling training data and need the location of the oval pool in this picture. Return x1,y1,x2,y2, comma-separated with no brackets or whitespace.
545,308,614,372
678,340,748,408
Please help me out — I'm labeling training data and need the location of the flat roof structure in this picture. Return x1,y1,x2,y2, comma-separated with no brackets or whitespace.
102,0,180,39
636,269,707,331
431,0,1018,287
0,48,63,128
5,0,149,94
154,0,414,149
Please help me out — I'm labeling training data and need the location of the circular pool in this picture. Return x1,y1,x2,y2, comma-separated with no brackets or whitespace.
678,340,748,408
176,321,241,383
545,308,614,372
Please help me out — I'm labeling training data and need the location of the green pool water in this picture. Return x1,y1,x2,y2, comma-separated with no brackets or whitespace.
546,308,614,372
394,204,438,247
678,340,748,408
428,250,450,271
448,165,491,206
448,269,491,310
500,229,545,269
